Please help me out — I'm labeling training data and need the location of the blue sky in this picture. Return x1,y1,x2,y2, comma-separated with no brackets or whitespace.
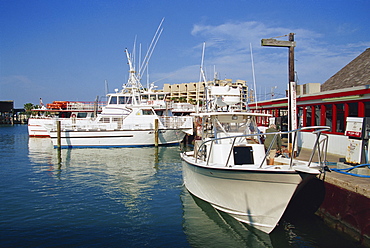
1,0,369,108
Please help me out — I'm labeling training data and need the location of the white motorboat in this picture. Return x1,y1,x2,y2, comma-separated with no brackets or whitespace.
47,104,193,148
181,111,329,233
28,100,103,137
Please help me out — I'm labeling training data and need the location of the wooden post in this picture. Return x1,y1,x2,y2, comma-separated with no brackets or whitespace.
57,120,61,149
154,119,159,147
261,33,296,156
11,110,14,125
56,120,62,165
288,33,297,156
288,33,295,88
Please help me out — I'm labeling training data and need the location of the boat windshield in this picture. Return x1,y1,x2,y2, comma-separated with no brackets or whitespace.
213,115,259,136
109,96,118,104
138,109,155,115
118,96,132,104
108,96,140,105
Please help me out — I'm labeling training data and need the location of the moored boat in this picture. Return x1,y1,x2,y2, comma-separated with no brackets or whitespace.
47,104,193,148
28,100,103,137
181,111,330,233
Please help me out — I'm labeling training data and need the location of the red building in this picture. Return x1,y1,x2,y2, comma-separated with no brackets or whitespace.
249,48,370,156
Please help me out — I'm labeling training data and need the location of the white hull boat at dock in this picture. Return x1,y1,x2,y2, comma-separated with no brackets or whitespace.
50,129,185,148
28,100,102,137
48,105,193,148
181,112,330,233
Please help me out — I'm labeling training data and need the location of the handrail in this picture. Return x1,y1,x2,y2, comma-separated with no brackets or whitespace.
259,133,278,168
194,126,330,168
225,137,237,167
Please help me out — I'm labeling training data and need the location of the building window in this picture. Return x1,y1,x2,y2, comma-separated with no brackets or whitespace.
306,106,312,127
325,104,332,128
315,105,321,126
348,102,358,117
298,107,304,127
336,103,345,133
365,101,370,117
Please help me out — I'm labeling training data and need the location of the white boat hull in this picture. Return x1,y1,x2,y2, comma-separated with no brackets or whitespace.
50,129,187,148
28,117,93,137
181,153,317,234
28,118,53,137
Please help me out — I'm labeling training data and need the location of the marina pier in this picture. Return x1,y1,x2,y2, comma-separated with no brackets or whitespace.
297,149,369,246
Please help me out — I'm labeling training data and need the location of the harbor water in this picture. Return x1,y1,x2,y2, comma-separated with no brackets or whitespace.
0,125,364,247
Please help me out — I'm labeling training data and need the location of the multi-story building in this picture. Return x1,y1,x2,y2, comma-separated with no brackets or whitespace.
163,79,251,105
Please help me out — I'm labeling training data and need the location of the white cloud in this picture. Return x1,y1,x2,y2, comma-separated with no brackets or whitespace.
169,20,370,98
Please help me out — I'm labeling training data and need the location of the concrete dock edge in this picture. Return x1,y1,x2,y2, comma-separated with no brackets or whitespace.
316,166,370,247
295,149,369,246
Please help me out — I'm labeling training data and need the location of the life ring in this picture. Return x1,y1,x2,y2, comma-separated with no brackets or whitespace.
71,114,76,118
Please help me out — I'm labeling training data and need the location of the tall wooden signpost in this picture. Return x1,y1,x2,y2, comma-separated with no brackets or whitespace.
261,33,297,155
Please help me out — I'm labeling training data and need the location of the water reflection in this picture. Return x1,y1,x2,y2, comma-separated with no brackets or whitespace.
181,189,273,248
28,138,180,215
27,138,363,248
181,184,363,248
19,138,188,247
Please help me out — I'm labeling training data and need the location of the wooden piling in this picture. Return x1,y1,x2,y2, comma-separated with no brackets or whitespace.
56,120,62,164
154,119,159,147
57,120,61,149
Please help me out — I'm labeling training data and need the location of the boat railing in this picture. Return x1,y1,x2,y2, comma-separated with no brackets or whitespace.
46,115,193,131
159,116,193,129
49,121,155,131
66,102,105,111
194,126,330,169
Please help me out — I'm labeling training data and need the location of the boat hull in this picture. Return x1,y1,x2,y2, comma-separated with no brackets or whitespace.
49,129,186,148
181,154,316,234
28,118,92,137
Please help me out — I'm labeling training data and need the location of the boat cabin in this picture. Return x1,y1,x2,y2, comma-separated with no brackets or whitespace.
193,112,270,167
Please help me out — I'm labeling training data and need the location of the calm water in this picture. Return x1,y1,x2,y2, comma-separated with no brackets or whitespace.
0,125,363,247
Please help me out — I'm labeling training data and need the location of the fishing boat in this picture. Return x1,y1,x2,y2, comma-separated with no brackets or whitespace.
28,100,103,137
46,47,193,148
181,111,330,233
47,102,193,148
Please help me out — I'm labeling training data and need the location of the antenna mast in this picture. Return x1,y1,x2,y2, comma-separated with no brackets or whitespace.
250,43,258,109
138,18,165,79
